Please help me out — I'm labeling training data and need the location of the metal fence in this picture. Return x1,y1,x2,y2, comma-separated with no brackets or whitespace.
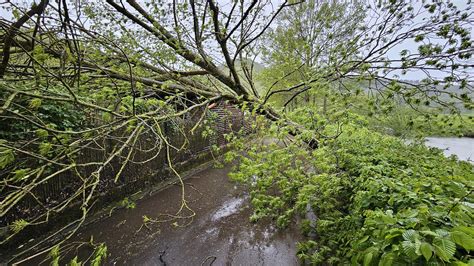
1,102,250,232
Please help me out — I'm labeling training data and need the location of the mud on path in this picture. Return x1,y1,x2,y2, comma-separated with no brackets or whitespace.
42,164,303,265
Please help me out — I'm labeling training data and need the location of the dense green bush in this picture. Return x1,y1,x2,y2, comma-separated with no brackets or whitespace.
0,88,86,141
369,109,474,138
227,111,473,265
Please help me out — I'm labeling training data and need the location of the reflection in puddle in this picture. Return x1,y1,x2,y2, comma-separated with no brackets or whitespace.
262,226,275,239
211,197,246,221
204,227,220,240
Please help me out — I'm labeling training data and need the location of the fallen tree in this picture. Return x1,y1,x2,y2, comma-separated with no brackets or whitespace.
0,0,472,263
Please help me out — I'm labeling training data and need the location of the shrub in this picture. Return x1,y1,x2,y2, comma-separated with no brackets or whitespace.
228,117,473,265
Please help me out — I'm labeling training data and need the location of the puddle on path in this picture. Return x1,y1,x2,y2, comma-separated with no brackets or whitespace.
211,196,247,222
25,165,303,265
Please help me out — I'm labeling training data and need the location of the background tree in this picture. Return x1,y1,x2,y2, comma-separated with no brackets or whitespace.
259,0,365,110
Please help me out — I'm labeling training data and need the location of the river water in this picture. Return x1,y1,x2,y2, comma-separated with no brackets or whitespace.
424,137,474,163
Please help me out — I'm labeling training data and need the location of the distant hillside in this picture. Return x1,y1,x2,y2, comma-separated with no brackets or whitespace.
218,59,264,74
359,79,473,114
218,59,266,95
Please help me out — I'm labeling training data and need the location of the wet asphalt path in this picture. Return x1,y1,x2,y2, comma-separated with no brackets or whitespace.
58,164,302,265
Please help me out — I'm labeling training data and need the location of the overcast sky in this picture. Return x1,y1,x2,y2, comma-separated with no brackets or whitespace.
1,0,472,81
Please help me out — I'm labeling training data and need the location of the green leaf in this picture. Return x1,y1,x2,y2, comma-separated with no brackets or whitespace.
402,229,418,242
435,229,450,238
420,230,439,237
39,142,52,156
91,243,107,266
358,235,370,244
450,261,468,266
9,219,29,233
378,252,395,266
13,168,31,181
68,256,82,266
49,245,60,266
453,226,474,237
402,240,420,260
433,237,456,262
451,231,474,251
363,252,373,266
36,129,49,138
385,230,403,240
28,98,42,109
0,142,15,169
420,242,432,261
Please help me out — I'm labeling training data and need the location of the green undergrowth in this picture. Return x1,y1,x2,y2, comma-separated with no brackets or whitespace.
413,114,474,138
226,111,474,265
369,110,474,138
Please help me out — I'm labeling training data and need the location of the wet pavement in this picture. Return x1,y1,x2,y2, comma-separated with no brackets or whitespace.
51,164,302,265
